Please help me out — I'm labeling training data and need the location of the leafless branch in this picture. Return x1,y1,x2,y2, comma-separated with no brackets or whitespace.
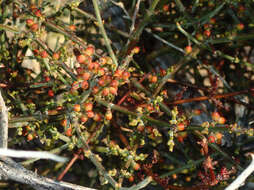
0,89,8,148
226,153,254,190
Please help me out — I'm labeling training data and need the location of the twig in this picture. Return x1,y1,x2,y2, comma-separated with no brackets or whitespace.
129,0,141,36
225,154,254,190
0,149,68,163
167,89,253,105
0,89,8,148
92,0,119,69
57,153,79,181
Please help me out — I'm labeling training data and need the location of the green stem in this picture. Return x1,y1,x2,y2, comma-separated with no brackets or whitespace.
95,97,171,128
91,0,118,69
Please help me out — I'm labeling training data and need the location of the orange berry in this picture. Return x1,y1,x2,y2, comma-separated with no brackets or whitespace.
185,46,192,54
65,127,72,137
93,113,102,122
74,104,81,112
110,80,119,87
212,112,220,121
76,54,86,64
87,110,94,118
69,25,76,31
109,86,118,95
82,72,91,81
150,75,157,83
133,163,140,171
163,4,169,12
237,23,244,30
27,134,34,141
80,115,88,123
210,18,216,24
128,176,134,183
114,69,123,78
61,119,67,127
172,174,178,179
84,102,93,111
93,86,99,94
97,68,105,76
81,81,89,90
84,46,95,56
102,88,109,96
177,123,185,131
52,52,60,60
215,132,223,140
105,110,112,120
26,19,34,26
194,109,202,115
30,23,39,32
99,57,107,65
132,46,140,54
98,78,105,86
218,116,226,124
122,71,130,80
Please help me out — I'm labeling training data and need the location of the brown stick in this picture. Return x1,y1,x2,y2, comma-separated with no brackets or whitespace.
167,89,253,105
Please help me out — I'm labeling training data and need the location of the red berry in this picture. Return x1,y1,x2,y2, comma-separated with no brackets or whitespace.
34,9,42,17
208,135,216,143
40,50,48,58
48,90,54,97
204,30,211,37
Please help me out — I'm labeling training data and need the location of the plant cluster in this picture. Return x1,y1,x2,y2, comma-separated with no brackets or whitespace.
1,0,254,189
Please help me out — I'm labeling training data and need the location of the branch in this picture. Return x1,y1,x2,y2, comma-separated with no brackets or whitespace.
225,154,254,190
0,149,68,163
0,89,8,148
0,159,96,190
